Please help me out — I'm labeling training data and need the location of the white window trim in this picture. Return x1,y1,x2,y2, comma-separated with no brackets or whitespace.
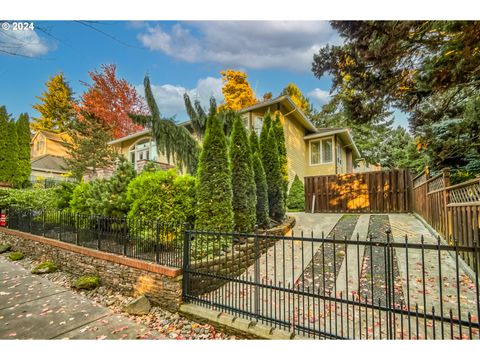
309,136,334,166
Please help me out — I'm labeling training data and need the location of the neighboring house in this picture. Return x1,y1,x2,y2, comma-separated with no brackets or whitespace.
105,95,361,184
30,130,72,181
30,154,70,181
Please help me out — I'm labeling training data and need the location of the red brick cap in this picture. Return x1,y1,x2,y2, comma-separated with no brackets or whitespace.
0,227,182,277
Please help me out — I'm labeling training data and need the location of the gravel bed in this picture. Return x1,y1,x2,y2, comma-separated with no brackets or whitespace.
297,214,360,294
9,255,241,340
359,215,404,307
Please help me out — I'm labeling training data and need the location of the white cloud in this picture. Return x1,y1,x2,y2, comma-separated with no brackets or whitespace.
137,21,339,71
136,76,223,121
0,28,51,57
308,88,331,106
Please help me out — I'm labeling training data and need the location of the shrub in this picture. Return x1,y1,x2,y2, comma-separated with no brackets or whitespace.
0,187,59,210
72,276,100,290
287,175,305,211
127,168,196,224
229,116,256,232
8,251,24,261
69,182,93,214
54,182,76,209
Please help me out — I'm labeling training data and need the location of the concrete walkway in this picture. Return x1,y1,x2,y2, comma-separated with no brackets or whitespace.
0,256,162,339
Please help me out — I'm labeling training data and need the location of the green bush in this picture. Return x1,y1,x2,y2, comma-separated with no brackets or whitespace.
0,187,59,210
54,182,76,209
287,175,305,211
127,168,196,226
69,182,93,214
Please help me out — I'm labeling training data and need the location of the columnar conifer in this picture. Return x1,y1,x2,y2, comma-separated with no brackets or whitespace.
195,114,234,231
229,116,256,232
249,131,269,228
16,113,31,187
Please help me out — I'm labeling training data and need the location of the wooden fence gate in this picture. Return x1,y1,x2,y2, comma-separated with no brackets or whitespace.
304,169,412,213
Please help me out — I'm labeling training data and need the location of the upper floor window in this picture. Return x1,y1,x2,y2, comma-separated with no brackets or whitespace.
36,140,44,152
253,116,263,136
310,138,333,165
337,141,343,165
129,138,157,165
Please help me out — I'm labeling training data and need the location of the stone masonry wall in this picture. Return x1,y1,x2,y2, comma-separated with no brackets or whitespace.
188,216,296,295
0,228,183,311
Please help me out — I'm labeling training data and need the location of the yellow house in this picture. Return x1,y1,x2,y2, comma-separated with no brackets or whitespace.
106,95,360,184
30,130,72,181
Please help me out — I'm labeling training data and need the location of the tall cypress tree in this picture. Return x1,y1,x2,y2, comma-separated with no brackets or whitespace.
230,116,256,232
273,113,289,203
0,106,10,184
249,131,269,228
16,113,31,188
264,126,285,222
259,111,272,163
4,120,19,186
195,114,234,232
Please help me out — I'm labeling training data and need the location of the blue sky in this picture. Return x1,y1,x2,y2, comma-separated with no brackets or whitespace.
0,21,408,127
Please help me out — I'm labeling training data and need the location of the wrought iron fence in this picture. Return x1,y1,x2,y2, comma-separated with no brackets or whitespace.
182,228,480,340
5,207,185,268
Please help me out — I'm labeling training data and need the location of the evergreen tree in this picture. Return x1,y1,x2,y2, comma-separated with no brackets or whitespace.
264,126,285,222
287,175,305,211
272,113,289,203
32,73,76,132
229,116,256,232
195,114,234,232
259,111,272,164
0,106,10,184
250,131,269,228
98,156,136,217
5,120,19,186
65,111,117,181
129,76,199,173
16,113,31,188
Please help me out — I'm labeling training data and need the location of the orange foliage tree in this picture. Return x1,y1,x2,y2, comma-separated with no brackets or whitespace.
77,64,146,139
218,70,257,112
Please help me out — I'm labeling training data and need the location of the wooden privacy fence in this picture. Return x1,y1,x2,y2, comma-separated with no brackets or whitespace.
412,169,480,268
304,169,412,213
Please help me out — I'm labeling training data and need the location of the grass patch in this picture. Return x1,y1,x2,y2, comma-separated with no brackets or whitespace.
8,251,24,261
72,276,101,290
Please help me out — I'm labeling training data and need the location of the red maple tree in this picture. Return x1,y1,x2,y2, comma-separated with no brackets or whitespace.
77,64,146,139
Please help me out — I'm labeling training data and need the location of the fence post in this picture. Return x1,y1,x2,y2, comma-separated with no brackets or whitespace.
97,216,101,250
42,209,46,237
385,229,394,339
182,223,191,301
28,209,32,233
58,210,63,241
155,220,160,264
254,225,260,320
75,213,79,246
123,217,128,256
442,168,451,243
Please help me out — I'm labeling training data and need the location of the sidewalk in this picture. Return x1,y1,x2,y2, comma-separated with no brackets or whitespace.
0,256,163,340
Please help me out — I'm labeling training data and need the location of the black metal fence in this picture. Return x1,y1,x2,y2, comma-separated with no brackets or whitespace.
5,207,185,268
182,228,480,340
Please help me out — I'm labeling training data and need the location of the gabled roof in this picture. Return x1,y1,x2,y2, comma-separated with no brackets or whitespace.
31,154,69,174
31,130,70,144
107,129,151,145
239,95,318,133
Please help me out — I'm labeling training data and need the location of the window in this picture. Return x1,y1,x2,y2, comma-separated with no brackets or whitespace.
253,116,263,136
36,140,44,152
241,114,249,129
129,138,157,166
337,141,343,165
310,138,333,165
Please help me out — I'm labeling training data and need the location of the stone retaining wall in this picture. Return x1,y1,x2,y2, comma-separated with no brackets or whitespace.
0,228,182,311
188,216,296,294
